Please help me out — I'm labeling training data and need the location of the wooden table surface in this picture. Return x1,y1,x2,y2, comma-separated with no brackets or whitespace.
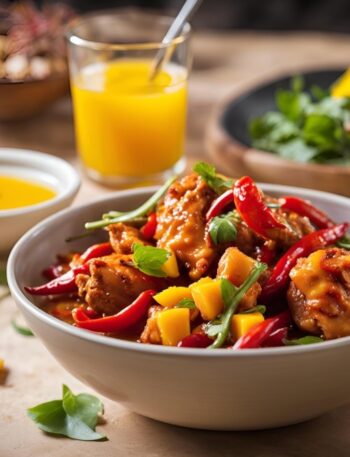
2,31,350,456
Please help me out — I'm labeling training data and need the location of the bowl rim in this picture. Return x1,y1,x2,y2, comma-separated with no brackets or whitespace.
7,183,350,358
0,148,81,217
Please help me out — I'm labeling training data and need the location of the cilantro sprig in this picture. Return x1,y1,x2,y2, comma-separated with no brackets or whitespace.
193,162,233,194
27,385,106,441
249,76,350,165
132,243,169,277
207,263,267,349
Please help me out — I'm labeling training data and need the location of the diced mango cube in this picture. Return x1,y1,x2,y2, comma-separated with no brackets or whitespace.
162,250,180,278
157,308,190,346
189,277,212,290
217,247,255,286
231,312,264,340
154,286,192,308
191,278,224,321
0,359,4,371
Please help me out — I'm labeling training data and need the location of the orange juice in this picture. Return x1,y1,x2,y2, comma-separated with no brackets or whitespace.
71,60,187,179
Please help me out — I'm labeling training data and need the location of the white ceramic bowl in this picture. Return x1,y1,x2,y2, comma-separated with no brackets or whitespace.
0,148,80,254
7,184,350,430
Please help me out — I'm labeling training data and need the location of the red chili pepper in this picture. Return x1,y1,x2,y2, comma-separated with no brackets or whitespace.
279,196,334,229
233,176,286,239
42,264,65,280
140,213,157,240
26,243,113,296
25,263,90,296
206,190,233,221
256,244,276,265
233,311,291,349
73,290,156,333
260,223,348,302
177,333,213,348
261,327,288,347
80,242,113,262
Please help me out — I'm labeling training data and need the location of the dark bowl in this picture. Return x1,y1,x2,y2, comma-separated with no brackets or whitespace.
206,68,350,196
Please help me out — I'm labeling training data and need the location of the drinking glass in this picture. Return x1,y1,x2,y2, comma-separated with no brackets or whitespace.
66,10,191,186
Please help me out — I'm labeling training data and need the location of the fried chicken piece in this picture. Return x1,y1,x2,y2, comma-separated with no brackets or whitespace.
139,305,162,344
288,248,350,339
108,223,147,255
155,173,216,280
76,254,163,315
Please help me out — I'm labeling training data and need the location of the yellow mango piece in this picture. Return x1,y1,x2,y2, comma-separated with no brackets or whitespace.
0,359,4,370
191,278,224,321
217,247,256,286
157,308,190,346
331,68,350,98
189,276,212,290
162,250,180,278
231,312,264,340
154,286,192,308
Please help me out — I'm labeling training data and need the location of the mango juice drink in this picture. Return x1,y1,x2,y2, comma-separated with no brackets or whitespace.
71,60,187,178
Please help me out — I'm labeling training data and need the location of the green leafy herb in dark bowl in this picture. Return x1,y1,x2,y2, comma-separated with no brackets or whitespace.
249,76,350,165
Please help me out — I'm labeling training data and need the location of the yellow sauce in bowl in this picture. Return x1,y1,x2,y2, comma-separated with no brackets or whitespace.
0,176,56,210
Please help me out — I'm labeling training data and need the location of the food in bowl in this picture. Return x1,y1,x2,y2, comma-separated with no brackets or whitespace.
0,148,80,253
249,73,350,166
25,162,350,349
0,1,74,81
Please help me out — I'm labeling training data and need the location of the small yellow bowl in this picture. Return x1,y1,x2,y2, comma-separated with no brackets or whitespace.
0,148,80,254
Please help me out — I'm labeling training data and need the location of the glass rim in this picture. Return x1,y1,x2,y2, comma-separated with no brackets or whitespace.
66,10,191,51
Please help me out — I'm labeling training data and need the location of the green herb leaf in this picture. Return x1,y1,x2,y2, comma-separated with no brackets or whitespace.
11,319,34,337
193,162,233,194
27,385,106,441
220,278,238,310
62,385,103,430
133,243,169,277
175,298,196,309
85,176,176,230
241,305,267,315
208,263,267,349
337,236,350,249
249,75,350,165
209,212,238,245
284,336,324,346
276,88,311,123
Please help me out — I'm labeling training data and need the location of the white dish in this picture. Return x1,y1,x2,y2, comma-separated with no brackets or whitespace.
0,148,80,254
7,184,350,430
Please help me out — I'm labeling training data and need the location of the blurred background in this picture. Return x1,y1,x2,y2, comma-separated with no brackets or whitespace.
5,0,350,32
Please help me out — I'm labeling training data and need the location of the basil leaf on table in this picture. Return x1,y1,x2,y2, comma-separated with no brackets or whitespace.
27,384,106,441
209,212,238,245
133,243,169,277
175,298,196,309
193,162,233,194
11,319,34,337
